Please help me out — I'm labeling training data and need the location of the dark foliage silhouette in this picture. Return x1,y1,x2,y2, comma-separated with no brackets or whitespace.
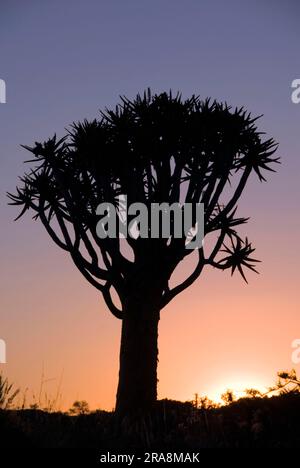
8,89,279,415
0,373,20,409
69,400,90,416
1,393,300,448
1,370,299,448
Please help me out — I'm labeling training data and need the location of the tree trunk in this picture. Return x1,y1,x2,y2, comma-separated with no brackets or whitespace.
115,300,160,416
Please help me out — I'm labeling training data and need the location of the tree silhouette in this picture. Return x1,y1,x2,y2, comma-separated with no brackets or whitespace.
8,89,279,415
69,400,90,416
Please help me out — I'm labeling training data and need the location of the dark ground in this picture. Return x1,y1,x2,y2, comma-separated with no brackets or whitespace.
1,393,300,448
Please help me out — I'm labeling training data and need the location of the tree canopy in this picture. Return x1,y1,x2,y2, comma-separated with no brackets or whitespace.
8,89,279,318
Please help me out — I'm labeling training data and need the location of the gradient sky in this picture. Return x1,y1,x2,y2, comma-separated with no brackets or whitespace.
0,0,300,410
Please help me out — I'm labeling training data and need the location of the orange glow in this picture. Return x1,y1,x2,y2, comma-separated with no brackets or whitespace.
1,192,300,411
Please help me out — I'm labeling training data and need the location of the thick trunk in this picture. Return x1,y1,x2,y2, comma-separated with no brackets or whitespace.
115,300,160,416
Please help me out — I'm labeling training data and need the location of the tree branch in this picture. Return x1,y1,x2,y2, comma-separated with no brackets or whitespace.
103,283,124,319
161,249,205,309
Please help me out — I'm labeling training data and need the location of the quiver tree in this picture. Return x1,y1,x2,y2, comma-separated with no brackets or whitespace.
8,89,279,415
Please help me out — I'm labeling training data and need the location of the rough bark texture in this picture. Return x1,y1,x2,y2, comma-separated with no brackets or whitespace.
116,299,160,416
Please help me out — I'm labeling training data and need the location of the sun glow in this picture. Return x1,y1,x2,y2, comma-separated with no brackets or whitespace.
207,376,268,404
